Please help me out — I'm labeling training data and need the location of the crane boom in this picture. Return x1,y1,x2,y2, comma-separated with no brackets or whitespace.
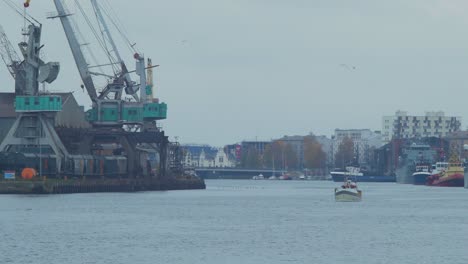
51,0,98,101
0,24,21,78
90,0,139,99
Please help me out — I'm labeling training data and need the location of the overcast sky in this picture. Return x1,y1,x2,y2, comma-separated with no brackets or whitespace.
1,0,468,146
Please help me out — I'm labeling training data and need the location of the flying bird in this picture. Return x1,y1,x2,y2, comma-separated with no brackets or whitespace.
340,64,356,70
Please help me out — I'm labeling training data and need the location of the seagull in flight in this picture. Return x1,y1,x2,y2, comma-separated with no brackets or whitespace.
340,64,356,70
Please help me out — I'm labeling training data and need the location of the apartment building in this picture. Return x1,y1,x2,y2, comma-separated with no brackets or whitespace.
382,111,461,143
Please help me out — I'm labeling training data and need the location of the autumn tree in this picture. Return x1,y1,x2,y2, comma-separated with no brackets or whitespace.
303,135,326,168
264,141,281,169
263,141,298,170
334,136,355,168
240,147,261,168
283,143,298,170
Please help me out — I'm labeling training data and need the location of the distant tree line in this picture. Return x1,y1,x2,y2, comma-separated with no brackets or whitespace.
239,135,327,170
334,136,355,169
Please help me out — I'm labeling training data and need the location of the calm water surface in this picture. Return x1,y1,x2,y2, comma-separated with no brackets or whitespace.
1,180,467,264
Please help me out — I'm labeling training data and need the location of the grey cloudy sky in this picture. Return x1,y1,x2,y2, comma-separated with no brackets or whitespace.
1,0,468,146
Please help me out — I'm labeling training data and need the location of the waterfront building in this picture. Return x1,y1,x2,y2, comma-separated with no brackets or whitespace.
225,144,242,166
239,140,271,167
382,111,461,143
182,145,235,168
240,141,270,157
332,129,383,167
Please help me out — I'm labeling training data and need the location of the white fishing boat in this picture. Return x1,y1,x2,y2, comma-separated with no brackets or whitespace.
334,179,362,202
252,174,264,180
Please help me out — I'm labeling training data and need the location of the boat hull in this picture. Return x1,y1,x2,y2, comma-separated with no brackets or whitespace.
427,173,464,187
334,189,362,202
413,172,431,185
331,173,395,183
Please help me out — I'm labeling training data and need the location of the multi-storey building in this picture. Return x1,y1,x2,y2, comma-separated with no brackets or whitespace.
382,111,461,143
332,129,382,166
240,141,270,157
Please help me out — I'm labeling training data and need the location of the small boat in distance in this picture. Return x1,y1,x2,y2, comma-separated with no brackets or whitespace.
335,179,362,202
252,174,265,180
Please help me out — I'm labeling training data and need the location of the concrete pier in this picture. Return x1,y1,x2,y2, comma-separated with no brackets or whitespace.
0,175,205,194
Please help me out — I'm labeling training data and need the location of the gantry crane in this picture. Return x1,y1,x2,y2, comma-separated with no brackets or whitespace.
48,0,170,177
50,0,166,129
0,5,68,174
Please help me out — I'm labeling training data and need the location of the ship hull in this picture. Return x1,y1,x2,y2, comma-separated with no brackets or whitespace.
334,189,362,202
331,173,395,183
412,172,431,185
427,173,464,187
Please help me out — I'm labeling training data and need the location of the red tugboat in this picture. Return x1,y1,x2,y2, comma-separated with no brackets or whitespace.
426,155,464,187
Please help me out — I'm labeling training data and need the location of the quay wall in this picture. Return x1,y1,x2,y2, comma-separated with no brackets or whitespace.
0,176,205,194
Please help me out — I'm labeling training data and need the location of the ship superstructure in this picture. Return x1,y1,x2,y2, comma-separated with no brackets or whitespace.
395,143,436,184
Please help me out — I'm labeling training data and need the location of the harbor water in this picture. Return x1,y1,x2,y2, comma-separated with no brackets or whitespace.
1,180,467,264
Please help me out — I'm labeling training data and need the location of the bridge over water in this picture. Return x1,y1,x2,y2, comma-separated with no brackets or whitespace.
194,168,329,180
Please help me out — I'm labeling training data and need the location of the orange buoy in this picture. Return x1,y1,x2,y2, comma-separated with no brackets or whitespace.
21,168,37,180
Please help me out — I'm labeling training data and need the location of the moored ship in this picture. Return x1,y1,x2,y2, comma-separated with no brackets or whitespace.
330,167,395,182
395,143,436,184
412,163,431,185
426,158,464,187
